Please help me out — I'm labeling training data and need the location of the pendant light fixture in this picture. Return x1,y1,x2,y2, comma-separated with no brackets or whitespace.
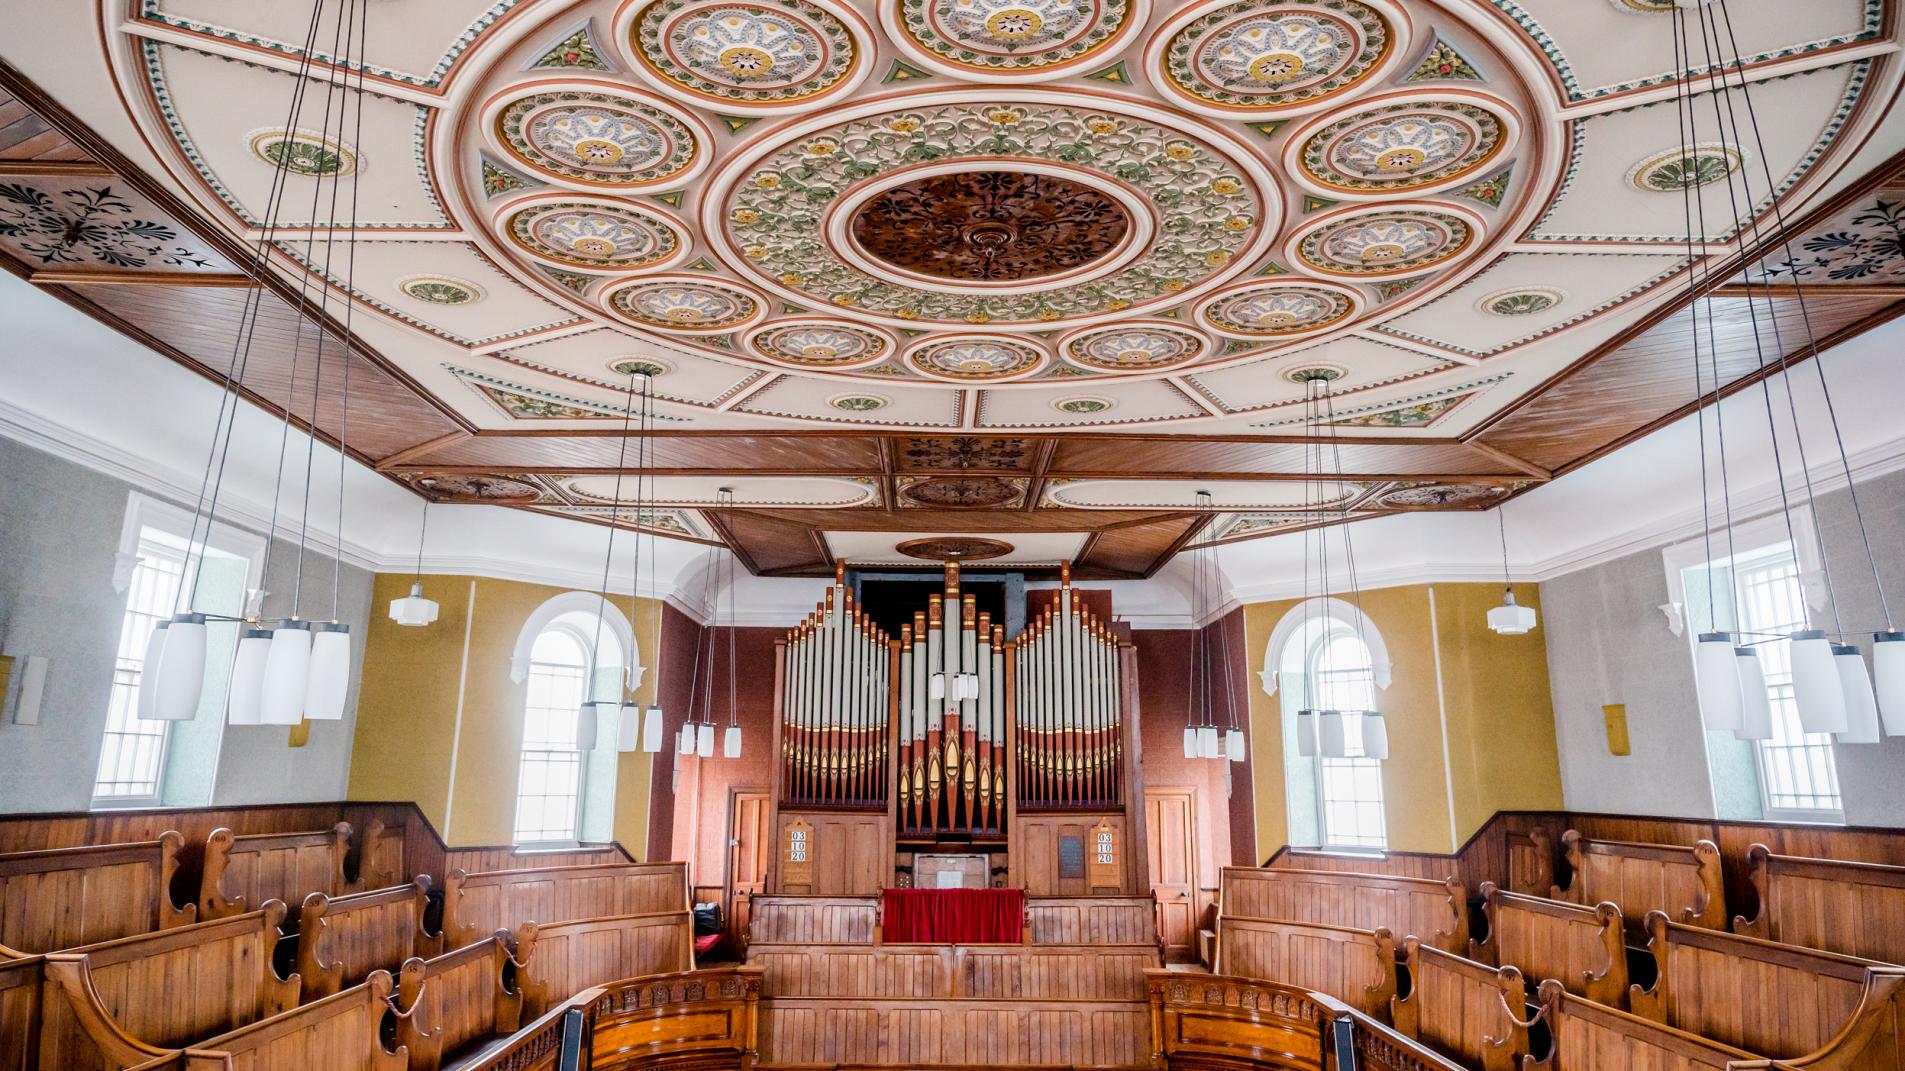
1667,2,1895,744
1184,490,1224,760
1486,508,1537,636
389,500,439,626
580,371,642,753
718,489,744,760
617,374,655,755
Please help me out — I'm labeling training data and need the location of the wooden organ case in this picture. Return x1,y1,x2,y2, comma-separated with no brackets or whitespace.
763,563,1147,898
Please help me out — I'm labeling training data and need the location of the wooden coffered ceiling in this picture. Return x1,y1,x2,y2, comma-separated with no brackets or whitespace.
4,0,1905,579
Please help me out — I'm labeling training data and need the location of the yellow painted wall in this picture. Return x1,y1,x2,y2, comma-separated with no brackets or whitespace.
347,573,664,852
1241,583,1563,856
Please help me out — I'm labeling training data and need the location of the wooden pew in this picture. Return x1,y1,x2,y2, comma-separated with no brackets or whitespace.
1219,866,1469,954
440,843,627,876
346,817,403,892
741,895,876,946
757,992,1150,1066
439,861,689,951
1,952,42,1071
1551,830,1726,931
392,935,524,1070
1470,882,1628,1008
1631,909,1899,1061
36,902,300,1070
515,910,695,1017
744,941,1160,1001
1507,828,1557,896
295,879,437,1001
1023,895,1157,945
197,825,352,923
1213,916,1397,1017
132,972,408,1071
1733,844,1905,963
0,833,196,953
1390,938,1536,1071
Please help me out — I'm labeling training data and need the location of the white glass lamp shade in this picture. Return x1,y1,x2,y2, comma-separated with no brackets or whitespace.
304,623,352,721
1196,724,1221,758
1735,647,1775,741
1318,709,1348,758
1225,727,1246,762
1486,590,1538,636
677,722,696,753
642,705,665,753
1693,633,1744,732
575,703,600,751
387,583,439,627
1875,632,1905,735
1183,726,1199,758
1362,712,1390,760
617,704,643,753
151,613,208,720
226,628,271,726
930,674,946,701
137,621,169,719
1789,630,1848,734
724,725,743,759
695,722,715,757
1833,645,1881,744
1295,709,1318,757
261,620,312,726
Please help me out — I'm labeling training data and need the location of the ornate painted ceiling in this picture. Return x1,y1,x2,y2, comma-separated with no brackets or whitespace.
1,1,1902,576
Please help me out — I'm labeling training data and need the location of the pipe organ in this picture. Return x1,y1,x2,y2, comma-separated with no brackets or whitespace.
769,561,1142,893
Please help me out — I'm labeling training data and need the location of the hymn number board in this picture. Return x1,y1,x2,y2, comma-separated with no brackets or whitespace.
782,817,814,887
1089,819,1122,891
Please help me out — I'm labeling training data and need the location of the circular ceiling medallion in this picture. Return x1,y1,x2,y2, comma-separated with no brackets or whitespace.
620,0,872,112
883,0,1151,81
604,274,768,334
415,474,540,501
904,335,1049,382
745,317,897,370
501,198,687,270
398,274,486,305
1147,0,1409,120
1626,143,1747,193
1287,202,1484,280
896,536,1015,561
486,85,708,191
1282,363,1348,384
1194,279,1363,338
849,169,1133,284
1053,395,1116,414
607,356,675,378
1286,92,1516,199
1057,321,1213,373
1606,0,1683,12
1378,482,1508,509
900,477,1023,508
708,89,1277,327
829,392,891,412
247,128,357,176
1476,286,1566,316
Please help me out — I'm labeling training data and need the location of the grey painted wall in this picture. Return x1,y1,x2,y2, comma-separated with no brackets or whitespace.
0,437,373,813
1541,467,1905,827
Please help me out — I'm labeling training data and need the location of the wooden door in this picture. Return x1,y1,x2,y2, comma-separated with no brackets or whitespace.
727,790,770,944
1146,788,1198,961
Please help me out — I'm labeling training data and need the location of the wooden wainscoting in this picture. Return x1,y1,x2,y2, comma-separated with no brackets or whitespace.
746,942,1160,1001
1024,895,1158,945
756,995,1151,1066
768,811,890,896
1218,866,1468,954
1212,917,1397,1018
517,910,696,1018
743,895,877,945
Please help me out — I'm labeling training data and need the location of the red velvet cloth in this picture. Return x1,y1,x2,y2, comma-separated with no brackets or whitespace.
881,888,1025,944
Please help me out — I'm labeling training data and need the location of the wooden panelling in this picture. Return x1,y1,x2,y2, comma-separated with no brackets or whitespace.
1554,831,1726,931
1218,867,1468,954
0,834,195,954
393,936,523,1070
1527,979,1756,1071
1391,941,1535,1071
199,825,352,922
441,862,689,950
1212,917,1396,1017
1631,911,1881,1060
746,943,1159,1001
1471,884,1627,1008
757,996,1150,1066
0,89,89,162
0,954,42,1071
1506,828,1557,897
1075,516,1201,578
1353,1014,1469,1071
517,910,695,1017
1024,896,1156,945
409,433,886,473
38,903,299,1070
296,880,435,1001
744,895,877,945
171,972,405,1071
1145,972,1328,1071
439,844,628,876
585,967,764,1071
1733,847,1905,963
1015,815,1130,895
768,812,888,895
1047,438,1516,478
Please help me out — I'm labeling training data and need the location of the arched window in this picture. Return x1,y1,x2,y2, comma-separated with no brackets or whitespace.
512,597,632,846
1265,599,1388,850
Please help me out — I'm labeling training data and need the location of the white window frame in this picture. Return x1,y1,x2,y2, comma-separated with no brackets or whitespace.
513,623,596,847
1662,507,1844,824
508,594,635,848
1306,627,1388,850
94,493,264,808
1263,599,1391,852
